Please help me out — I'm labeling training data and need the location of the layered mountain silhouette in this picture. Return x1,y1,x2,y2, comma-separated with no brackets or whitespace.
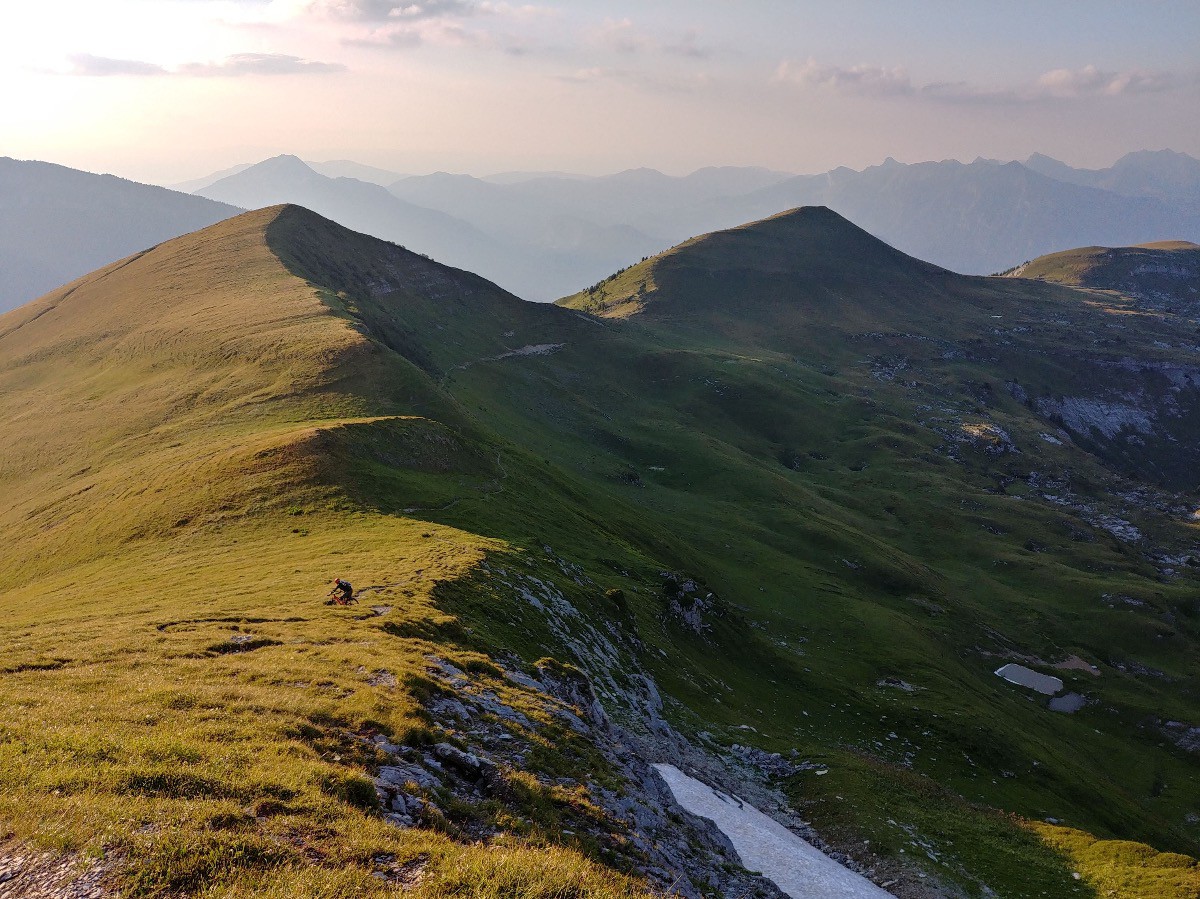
194,155,660,302
0,157,239,312
1024,149,1200,210
665,158,1200,276
7,150,1197,316
191,151,1200,296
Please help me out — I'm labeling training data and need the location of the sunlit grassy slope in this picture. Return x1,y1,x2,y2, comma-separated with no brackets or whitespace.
0,207,656,898
2,204,1199,897
1008,241,1199,284
1004,240,1200,310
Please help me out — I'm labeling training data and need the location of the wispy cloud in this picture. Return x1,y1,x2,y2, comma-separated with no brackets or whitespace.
663,28,714,60
554,65,711,95
590,18,648,55
776,58,912,96
180,53,347,76
64,52,344,77
310,0,478,22
587,18,715,60
67,54,168,77
332,0,551,52
556,66,623,84
775,57,1181,104
1036,65,1176,98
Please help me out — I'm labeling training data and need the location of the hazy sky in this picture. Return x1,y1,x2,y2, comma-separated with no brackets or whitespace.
2,0,1198,184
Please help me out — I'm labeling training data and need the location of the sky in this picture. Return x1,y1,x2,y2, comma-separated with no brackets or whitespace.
1,0,1198,185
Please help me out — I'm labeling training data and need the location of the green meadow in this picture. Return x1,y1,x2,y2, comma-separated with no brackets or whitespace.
1,205,1198,897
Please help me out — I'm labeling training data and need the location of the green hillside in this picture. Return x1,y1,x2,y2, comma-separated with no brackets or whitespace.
2,205,1200,898
1004,241,1200,315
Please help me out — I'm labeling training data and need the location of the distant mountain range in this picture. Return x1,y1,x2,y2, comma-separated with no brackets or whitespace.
0,157,239,312
2,149,1198,312
1023,149,1200,209
187,150,1200,299
194,155,674,304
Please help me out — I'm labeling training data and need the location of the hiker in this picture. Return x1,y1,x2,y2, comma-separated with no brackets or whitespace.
327,577,356,605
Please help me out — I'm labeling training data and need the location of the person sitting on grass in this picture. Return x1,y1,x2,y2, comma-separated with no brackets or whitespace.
327,578,356,605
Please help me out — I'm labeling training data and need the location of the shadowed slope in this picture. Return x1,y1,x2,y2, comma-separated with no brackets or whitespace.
559,206,949,322
0,205,662,898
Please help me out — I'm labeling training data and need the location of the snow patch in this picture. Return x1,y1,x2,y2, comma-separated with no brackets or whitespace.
653,763,893,898
995,663,1063,696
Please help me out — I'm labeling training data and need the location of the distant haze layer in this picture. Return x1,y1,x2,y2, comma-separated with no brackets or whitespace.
2,149,1199,311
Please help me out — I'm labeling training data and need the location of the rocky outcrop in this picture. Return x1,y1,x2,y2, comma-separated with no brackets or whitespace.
0,841,117,899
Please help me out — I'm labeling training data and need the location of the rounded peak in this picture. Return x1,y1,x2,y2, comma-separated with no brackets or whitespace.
607,167,669,182
684,205,930,274
244,154,317,175
664,206,864,255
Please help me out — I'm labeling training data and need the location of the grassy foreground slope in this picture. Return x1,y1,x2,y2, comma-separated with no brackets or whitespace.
2,204,1199,897
0,207,658,898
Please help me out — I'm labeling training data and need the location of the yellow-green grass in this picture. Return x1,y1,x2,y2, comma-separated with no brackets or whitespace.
1006,241,1200,299
1030,823,1200,898
0,209,656,897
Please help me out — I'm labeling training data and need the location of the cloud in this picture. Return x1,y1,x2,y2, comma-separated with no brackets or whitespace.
587,19,716,60
346,18,478,49
310,0,478,21
64,52,344,77
776,57,1180,104
179,53,347,76
775,58,913,96
67,54,168,77
554,65,711,94
330,0,549,52
556,66,621,84
1036,64,1175,98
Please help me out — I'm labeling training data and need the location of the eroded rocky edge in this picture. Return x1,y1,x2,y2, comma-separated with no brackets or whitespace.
367,562,950,899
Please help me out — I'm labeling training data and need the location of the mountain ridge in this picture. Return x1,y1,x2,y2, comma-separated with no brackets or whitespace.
4,204,1200,897
0,156,240,312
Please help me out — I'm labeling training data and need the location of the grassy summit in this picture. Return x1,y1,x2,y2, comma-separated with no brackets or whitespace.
2,205,1200,897
559,206,947,322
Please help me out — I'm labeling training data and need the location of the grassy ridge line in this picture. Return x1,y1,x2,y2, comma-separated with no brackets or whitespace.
2,203,1198,896
0,207,661,897
1008,241,1200,286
